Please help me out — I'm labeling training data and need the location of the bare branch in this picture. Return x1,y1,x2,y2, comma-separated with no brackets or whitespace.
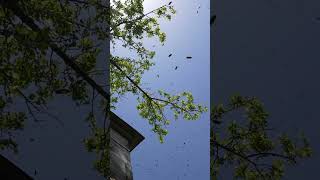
0,71,64,126
247,152,296,163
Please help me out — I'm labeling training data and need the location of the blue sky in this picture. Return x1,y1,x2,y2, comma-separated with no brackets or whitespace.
113,0,210,179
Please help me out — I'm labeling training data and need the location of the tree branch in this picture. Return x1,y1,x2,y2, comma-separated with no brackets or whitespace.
212,140,266,179
111,59,200,117
67,0,109,9
112,2,171,29
0,71,64,126
247,152,296,163
2,0,110,103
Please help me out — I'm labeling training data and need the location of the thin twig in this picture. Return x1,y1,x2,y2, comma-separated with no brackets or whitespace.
213,140,266,179
113,2,170,28
247,152,296,163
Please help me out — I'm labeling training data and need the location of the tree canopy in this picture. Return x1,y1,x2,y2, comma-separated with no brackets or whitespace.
210,14,312,180
211,95,312,180
0,0,207,177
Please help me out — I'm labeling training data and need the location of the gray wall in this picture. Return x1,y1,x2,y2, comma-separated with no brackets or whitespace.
110,129,132,180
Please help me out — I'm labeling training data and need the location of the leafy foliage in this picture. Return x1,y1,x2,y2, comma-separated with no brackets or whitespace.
109,0,206,143
0,0,206,177
211,95,312,180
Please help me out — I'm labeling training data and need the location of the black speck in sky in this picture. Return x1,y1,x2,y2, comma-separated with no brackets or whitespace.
168,53,172,57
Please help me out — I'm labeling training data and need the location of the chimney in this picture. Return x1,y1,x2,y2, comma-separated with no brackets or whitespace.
109,112,144,180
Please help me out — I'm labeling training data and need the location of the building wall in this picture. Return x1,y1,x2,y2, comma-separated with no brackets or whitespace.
110,129,133,180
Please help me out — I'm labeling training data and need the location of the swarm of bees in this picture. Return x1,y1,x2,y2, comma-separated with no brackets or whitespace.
167,53,193,70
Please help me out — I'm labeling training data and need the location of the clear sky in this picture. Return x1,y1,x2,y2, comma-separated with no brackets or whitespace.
113,0,210,179
1,0,210,180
